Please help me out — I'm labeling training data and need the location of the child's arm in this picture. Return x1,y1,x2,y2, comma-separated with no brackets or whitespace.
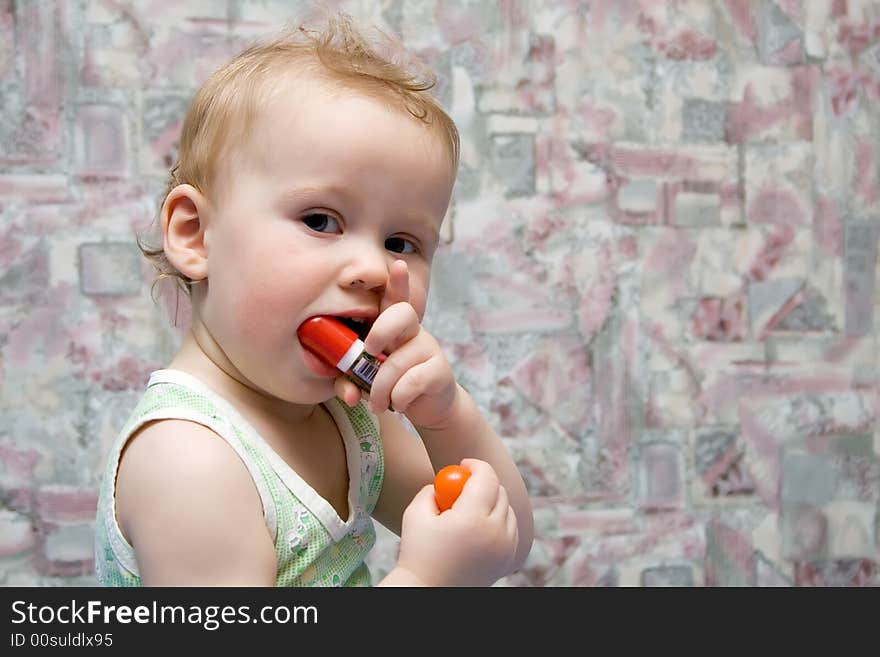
115,419,277,585
339,262,534,570
370,397,533,571
405,388,534,569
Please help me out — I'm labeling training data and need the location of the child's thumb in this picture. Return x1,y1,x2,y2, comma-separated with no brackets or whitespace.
409,484,441,515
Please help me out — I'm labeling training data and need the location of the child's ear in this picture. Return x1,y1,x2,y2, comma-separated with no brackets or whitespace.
161,184,210,282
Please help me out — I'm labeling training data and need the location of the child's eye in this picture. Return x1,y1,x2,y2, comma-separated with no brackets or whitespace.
302,213,341,233
385,236,418,254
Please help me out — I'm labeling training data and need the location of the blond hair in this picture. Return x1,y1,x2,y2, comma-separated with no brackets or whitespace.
140,12,459,295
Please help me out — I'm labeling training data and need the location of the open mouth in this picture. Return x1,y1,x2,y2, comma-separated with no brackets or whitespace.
335,316,371,341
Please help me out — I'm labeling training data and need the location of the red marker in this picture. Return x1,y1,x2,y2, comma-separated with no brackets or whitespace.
298,316,385,394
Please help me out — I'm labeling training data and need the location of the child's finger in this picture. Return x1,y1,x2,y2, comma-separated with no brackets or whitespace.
489,484,510,523
367,336,435,414
386,359,434,414
363,301,421,356
380,259,410,312
407,483,441,516
334,377,363,408
452,459,500,511
386,356,449,414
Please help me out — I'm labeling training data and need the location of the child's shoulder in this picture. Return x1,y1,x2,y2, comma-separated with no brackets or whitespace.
114,417,273,582
133,368,229,421
116,418,260,528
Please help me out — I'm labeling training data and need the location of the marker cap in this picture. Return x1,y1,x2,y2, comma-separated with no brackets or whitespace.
297,316,358,369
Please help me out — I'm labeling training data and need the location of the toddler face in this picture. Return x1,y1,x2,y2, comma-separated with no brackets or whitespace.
195,75,455,404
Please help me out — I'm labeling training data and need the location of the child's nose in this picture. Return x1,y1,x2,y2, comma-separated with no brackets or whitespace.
340,247,389,291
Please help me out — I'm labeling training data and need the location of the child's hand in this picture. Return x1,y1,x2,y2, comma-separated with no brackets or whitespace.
394,459,519,587
335,260,458,429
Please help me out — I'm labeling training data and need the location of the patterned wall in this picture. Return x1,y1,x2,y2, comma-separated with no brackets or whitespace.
1,0,879,586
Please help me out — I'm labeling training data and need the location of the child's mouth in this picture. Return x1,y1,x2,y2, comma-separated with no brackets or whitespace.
297,315,387,384
335,316,370,341
297,315,372,372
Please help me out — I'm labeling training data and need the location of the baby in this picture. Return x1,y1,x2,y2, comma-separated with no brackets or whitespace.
94,13,533,586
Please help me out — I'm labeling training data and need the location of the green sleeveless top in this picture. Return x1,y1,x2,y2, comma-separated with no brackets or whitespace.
94,369,384,586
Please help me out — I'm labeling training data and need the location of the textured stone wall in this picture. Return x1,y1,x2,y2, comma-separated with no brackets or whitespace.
1,0,879,586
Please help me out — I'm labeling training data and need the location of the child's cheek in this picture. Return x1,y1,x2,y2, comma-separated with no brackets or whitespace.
234,281,298,338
